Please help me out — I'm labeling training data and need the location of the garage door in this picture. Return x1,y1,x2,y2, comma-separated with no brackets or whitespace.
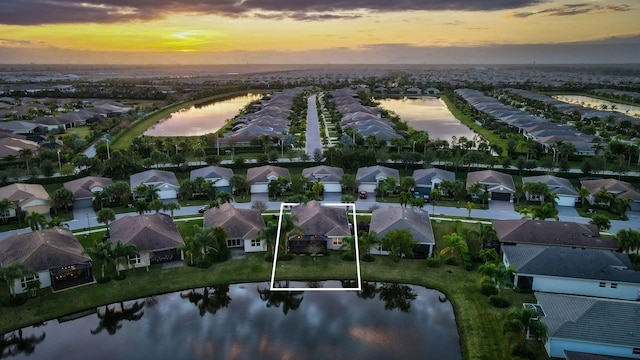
556,196,576,207
358,184,377,193
158,190,177,200
491,192,511,201
74,198,94,209
324,183,342,193
251,184,269,193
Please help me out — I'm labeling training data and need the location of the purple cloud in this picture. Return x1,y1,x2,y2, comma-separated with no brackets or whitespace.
511,3,632,18
0,0,544,25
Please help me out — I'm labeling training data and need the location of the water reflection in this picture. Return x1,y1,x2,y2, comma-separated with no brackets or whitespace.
377,97,476,143
144,93,263,137
2,282,461,360
552,94,640,117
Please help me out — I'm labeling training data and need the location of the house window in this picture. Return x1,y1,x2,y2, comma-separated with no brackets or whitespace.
599,282,606,287
251,239,260,247
20,274,39,290
611,283,618,288
634,348,640,355
332,238,342,246
227,239,241,248
128,255,142,266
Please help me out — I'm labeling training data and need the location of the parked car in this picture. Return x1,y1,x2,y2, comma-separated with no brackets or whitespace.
359,191,368,199
198,205,211,213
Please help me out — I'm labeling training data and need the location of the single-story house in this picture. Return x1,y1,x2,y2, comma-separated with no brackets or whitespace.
580,178,640,211
412,167,455,197
466,170,516,202
492,219,618,251
302,165,344,193
564,350,638,360
246,165,290,194
369,206,435,258
522,175,579,207
63,176,113,209
130,169,180,200
0,227,93,294
356,165,400,194
203,203,266,253
109,213,185,269
190,166,234,194
503,245,640,300
289,200,351,252
0,135,39,158
0,183,52,218
535,292,640,359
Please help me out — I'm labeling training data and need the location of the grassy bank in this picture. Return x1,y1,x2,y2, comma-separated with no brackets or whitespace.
0,251,539,360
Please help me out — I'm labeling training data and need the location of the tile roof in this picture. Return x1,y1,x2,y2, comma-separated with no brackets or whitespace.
0,227,90,271
302,165,344,183
369,206,435,245
355,165,400,183
63,176,113,199
130,170,179,190
580,178,640,201
291,200,351,237
503,245,640,283
0,183,51,207
246,165,290,184
190,166,234,181
110,213,184,252
536,292,640,348
203,203,265,240
522,174,579,197
413,167,455,186
493,219,617,250
466,170,515,191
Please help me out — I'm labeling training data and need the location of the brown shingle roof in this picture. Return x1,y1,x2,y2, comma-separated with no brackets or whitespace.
492,219,617,250
63,176,113,199
580,178,640,200
291,200,351,237
246,165,290,184
466,170,515,192
0,183,51,207
369,206,435,245
0,227,90,271
110,213,184,251
203,203,265,240
302,165,344,183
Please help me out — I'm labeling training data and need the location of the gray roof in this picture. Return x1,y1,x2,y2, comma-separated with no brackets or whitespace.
0,227,90,271
246,165,290,184
110,213,184,252
581,178,640,201
302,165,344,183
522,175,578,197
466,170,515,192
130,170,179,190
412,168,455,186
190,166,234,182
291,200,351,237
356,165,400,184
503,245,640,283
493,219,617,250
369,206,435,245
203,203,265,240
536,292,640,348
63,176,113,199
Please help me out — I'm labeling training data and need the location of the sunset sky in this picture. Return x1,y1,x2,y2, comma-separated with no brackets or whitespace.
1,0,639,64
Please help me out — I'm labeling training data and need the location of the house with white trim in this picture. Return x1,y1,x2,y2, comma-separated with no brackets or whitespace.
203,203,266,253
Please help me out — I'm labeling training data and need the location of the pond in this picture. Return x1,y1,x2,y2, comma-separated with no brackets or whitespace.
2,281,461,360
552,94,640,118
377,97,476,143
144,93,263,137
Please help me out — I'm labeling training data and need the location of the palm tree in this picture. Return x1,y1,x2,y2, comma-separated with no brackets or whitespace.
0,263,35,297
134,199,149,215
96,208,116,233
24,211,46,231
217,191,233,204
503,307,548,342
45,216,68,229
18,148,32,173
400,176,416,193
279,213,302,254
478,262,516,295
52,187,75,215
439,232,469,258
229,174,247,195
111,240,138,276
578,187,591,207
0,198,15,222
257,221,279,255
612,197,632,219
162,202,181,218
83,241,113,280
149,199,164,213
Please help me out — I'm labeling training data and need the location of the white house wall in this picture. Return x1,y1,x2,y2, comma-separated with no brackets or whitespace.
547,337,640,359
12,270,50,295
531,275,640,301
244,239,264,253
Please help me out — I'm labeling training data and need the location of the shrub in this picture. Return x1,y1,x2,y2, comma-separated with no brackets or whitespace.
462,252,473,271
113,273,127,281
426,257,441,268
489,295,511,308
361,253,375,262
444,256,458,266
278,253,294,261
341,252,355,261
264,252,274,262
479,278,498,296
1,294,28,307
511,340,537,359
96,276,112,284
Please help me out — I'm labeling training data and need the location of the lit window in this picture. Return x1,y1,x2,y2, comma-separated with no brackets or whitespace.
20,274,39,290
333,238,342,246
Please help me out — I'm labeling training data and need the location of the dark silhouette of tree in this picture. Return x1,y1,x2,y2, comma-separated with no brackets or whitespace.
378,283,417,312
257,284,304,316
90,301,145,336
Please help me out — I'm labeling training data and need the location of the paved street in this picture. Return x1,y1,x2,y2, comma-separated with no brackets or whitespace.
305,94,322,157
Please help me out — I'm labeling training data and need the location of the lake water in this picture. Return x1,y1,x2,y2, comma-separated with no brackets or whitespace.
144,93,263,137
377,97,476,143
552,94,640,118
2,281,461,360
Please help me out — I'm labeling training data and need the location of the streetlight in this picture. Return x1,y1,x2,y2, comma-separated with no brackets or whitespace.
280,139,284,158
57,150,61,170
412,141,416,153
106,138,110,160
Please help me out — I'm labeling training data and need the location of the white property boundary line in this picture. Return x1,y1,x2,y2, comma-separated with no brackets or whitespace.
270,202,361,291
